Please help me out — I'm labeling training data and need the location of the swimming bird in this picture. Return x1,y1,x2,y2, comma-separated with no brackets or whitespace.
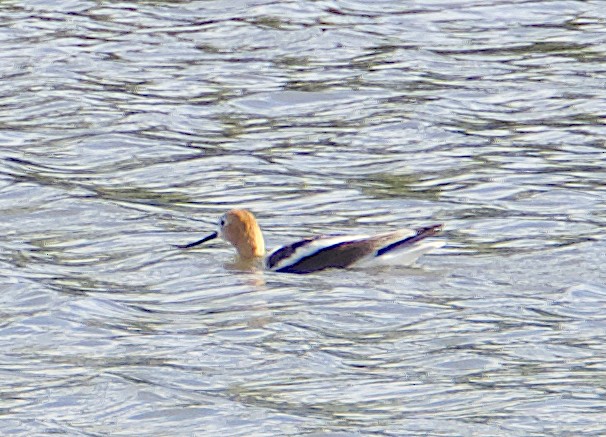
176,209,443,274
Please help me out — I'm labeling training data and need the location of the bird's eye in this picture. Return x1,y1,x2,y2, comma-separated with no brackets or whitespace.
219,217,226,227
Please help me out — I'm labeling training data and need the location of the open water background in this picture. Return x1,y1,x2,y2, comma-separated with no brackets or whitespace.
1,0,606,435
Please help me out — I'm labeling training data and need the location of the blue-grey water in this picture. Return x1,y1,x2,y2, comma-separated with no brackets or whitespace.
1,0,606,435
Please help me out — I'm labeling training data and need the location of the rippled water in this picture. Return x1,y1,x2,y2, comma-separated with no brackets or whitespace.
2,0,606,435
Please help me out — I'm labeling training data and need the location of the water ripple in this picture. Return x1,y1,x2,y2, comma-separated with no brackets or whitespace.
1,0,606,435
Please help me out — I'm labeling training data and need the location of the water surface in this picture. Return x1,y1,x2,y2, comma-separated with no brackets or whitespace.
1,0,606,435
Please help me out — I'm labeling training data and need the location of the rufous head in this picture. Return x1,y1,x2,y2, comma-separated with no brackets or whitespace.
219,209,265,258
175,209,265,258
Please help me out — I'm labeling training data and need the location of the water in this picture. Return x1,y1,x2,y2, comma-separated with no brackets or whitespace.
1,0,606,435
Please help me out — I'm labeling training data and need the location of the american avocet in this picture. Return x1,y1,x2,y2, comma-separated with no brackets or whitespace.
177,209,443,274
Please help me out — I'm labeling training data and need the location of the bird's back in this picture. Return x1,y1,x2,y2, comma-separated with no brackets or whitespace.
266,224,442,274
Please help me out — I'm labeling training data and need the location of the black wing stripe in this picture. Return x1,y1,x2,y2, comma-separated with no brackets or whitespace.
275,239,376,274
265,237,320,270
376,224,442,257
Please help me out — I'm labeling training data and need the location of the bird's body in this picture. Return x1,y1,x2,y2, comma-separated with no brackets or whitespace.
177,209,443,274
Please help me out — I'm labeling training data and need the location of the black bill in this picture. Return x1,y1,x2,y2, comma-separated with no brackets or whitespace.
175,231,218,249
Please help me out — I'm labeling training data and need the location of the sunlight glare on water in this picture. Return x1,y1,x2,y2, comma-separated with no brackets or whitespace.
1,0,606,435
